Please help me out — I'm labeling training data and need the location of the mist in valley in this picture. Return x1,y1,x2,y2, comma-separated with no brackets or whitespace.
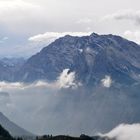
0,69,139,137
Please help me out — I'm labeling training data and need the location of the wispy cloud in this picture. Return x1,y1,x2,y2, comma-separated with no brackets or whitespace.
103,10,140,25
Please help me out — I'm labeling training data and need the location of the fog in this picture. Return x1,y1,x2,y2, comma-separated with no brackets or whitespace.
0,70,139,136
0,69,85,135
0,81,88,135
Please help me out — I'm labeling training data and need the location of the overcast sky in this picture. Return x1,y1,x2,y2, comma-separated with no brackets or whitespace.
0,0,140,58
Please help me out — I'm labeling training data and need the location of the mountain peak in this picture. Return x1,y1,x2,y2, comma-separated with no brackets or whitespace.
90,32,99,37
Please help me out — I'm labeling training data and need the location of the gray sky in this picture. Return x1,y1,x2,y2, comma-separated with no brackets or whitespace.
0,0,140,57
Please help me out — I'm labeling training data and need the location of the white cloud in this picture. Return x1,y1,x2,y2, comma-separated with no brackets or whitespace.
103,10,140,25
56,69,81,89
28,32,91,45
101,75,112,88
100,124,140,140
123,30,140,44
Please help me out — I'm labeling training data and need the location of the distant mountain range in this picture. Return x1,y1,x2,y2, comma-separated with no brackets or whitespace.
0,112,33,137
0,57,25,82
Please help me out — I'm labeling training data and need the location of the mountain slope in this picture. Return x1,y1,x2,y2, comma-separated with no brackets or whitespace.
16,33,140,87
0,112,33,137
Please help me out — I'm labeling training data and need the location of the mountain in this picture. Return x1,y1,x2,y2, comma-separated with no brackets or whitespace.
15,33,140,87
0,112,33,137
0,123,14,140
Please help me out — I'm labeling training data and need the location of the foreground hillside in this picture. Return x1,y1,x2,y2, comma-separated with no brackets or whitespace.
36,134,110,140
0,124,14,140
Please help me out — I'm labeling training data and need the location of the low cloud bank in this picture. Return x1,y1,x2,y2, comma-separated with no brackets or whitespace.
0,68,81,91
98,123,140,140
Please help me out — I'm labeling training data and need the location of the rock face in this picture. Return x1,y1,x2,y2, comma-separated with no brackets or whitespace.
15,33,140,87
0,112,33,137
